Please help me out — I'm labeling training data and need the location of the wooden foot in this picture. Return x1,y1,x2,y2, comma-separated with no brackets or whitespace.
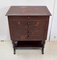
41,41,45,54
12,41,16,54
42,46,44,54
14,47,16,54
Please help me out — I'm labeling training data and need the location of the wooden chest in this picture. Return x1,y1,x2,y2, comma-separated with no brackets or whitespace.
6,6,51,54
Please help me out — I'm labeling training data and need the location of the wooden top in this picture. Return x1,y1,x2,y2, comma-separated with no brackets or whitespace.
6,6,51,16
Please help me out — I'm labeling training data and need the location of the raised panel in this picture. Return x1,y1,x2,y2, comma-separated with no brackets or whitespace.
27,16,49,40
8,16,28,41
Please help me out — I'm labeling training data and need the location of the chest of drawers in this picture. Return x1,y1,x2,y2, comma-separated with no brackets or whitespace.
6,6,51,54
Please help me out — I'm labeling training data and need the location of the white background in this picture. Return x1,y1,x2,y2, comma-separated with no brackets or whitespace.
0,0,56,40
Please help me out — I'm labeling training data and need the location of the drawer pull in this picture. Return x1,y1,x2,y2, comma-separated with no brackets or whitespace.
18,21,20,24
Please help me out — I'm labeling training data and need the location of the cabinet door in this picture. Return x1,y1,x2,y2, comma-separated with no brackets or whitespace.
27,16,49,41
8,16,28,41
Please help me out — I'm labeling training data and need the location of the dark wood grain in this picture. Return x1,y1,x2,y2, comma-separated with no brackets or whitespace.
6,6,51,16
6,6,51,54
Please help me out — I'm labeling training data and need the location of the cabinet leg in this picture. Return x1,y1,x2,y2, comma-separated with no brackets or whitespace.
42,45,44,54
41,41,45,54
14,46,16,54
12,41,16,54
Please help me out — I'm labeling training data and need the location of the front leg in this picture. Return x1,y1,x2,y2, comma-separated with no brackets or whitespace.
41,41,45,54
13,44,16,54
42,44,44,54
12,41,17,54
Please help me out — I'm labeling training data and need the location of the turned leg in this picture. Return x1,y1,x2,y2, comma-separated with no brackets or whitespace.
13,44,16,54
42,44,44,54
41,41,45,54
12,41,16,54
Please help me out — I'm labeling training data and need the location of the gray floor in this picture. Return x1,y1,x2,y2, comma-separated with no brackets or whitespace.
0,40,57,60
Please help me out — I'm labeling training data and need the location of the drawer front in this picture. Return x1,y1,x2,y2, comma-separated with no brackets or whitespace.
10,21,27,33
28,20,45,30
28,29,44,41
27,16,49,30
27,16,49,21
8,16,28,21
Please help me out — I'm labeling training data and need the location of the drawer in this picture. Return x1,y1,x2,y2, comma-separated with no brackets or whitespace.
27,16,49,21
28,30,44,41
9,20,27,29
11,33,28,41
8,16,28,21
10,27,28,41
9,20,27,33
28,20,45,30
28,29,44,35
